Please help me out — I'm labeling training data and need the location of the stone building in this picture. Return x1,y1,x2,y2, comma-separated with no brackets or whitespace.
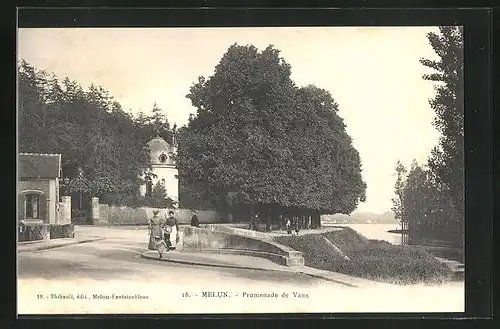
139,132,179,203
18,153,67,224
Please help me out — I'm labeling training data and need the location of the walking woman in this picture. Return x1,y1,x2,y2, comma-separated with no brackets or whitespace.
164,210,179,250
148,209,167,258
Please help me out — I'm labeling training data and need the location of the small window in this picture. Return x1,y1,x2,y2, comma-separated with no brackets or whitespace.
161,179,165,187
159,154,168,164
25,194,40,219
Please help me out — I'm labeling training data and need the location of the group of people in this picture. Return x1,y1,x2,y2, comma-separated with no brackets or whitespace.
285,218,300,235
148,210,180,258
148,209,200,258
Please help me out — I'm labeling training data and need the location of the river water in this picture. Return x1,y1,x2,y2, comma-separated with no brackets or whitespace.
322,222,403,245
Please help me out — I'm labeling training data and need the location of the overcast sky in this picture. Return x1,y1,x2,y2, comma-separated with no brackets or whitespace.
18,27,441,214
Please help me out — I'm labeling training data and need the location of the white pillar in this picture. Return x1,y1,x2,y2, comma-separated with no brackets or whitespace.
46,198,51,224
91,197,100,222
62,196,71,224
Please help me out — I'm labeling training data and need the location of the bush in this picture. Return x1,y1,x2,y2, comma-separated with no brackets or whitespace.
274,229,453,285
420,246,464,263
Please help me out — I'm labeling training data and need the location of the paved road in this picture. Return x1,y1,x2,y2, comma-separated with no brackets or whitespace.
18,226,334,286
17,226,464,314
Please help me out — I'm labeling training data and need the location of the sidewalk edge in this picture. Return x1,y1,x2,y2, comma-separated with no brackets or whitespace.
140,251,359,287
18,237,105,253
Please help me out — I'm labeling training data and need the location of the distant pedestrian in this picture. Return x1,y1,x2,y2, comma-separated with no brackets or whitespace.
190,210,199,227
294,218,300,235
164,210,179,250
253,214,260,231
286,218,292,234
148,210,167,258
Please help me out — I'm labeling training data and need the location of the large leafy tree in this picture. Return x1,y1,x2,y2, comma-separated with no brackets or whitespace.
178,44,366,221
420,26,464,233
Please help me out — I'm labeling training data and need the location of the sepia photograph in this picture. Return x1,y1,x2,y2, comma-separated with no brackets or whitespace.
17,25,465,314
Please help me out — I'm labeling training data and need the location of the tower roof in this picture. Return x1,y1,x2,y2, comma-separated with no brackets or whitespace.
147,135,176,166
147,135,171,154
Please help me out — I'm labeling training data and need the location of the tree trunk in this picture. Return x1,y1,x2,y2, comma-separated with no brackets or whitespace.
266,213,271,232
248,205,254,230
311,211,321,228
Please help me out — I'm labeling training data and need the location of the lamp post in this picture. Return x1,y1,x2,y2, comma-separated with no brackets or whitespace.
60,176,70,197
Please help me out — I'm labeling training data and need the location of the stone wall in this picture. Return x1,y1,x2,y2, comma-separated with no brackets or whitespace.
58,196,71,224
18,223,74,242
182,226,304,266
202,224,272,240
93,204,228,225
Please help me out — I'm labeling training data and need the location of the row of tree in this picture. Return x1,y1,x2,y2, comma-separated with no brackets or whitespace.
392,26,464,246
18,60,173,207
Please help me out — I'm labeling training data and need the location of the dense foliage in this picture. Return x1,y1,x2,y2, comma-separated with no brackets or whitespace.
18,60,170,207
391,26,464,245
178,44,366,221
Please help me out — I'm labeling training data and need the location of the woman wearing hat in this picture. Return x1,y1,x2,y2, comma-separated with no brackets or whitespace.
164,210,179,250
148,209,167,258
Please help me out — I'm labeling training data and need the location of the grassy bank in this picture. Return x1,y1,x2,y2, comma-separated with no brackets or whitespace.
418,246,464,263
274,227,453,285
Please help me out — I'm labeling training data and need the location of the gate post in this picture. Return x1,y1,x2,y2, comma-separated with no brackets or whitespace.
91,197,100,223
61,196,71,224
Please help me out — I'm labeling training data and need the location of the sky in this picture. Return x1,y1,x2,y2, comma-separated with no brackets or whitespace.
17,27,442,214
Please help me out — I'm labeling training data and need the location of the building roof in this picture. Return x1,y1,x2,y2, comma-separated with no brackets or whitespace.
147,136,171,153
18,153,61,179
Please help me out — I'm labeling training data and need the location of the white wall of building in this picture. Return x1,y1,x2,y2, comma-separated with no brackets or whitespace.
139,135,179,202
150,165,179,202
48,179,57,224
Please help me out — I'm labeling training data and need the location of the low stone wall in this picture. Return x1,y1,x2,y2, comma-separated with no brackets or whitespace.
202,224,272,240
50,224,75,239
94,205,227,226
19,224,49,242
18,223,74,242
182,226,304,266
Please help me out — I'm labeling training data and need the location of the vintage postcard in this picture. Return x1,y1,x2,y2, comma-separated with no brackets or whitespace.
17,25,465,314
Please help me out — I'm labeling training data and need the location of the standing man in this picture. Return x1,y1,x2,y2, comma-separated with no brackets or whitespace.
285,218,292,235
164,210,179,250
190,210,199,227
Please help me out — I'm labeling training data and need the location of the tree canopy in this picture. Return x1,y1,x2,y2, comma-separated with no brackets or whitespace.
18,60,169,206
178,44,366,215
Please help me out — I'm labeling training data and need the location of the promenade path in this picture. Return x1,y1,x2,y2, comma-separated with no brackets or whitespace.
17,225,464,314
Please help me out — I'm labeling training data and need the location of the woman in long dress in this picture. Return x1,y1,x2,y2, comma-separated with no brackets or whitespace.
148,210,167,258
164,210,179,250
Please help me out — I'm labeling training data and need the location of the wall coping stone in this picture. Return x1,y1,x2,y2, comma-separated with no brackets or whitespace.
182,226,304,267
